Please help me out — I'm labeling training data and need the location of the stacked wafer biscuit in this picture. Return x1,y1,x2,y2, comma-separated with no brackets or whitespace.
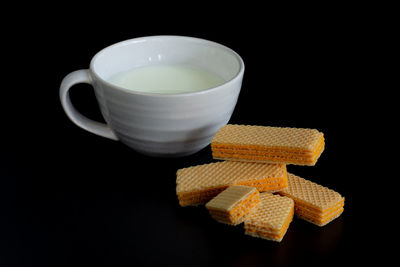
176,124,344,242
244,193,294,242
205,185,260,225
176,161,287,206
211,124,325,166
279,173,345,226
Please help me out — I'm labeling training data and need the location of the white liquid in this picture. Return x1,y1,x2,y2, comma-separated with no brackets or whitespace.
108,64,226,94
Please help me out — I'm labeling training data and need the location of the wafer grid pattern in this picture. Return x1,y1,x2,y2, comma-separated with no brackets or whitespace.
177,161,286,193
176,124,344,238
212,124,324,151
208,190,260,225
176,161,287,206
244,193,294,241
280,173,343,212
245,193,294,230
211,125,325,165
206,186,257,211
279,173,344,226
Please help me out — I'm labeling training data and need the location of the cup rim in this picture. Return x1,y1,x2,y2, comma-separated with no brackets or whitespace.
89,35,245,97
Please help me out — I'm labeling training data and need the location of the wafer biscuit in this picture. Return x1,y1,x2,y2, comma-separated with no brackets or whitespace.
206,185,260,225
244,193,294,242
211,124,325,166
278,173,344,226
176,161,287,206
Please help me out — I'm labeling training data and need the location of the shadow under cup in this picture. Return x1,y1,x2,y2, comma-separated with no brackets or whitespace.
88,36,244,157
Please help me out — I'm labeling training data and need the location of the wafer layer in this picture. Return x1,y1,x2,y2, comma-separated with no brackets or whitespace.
244,193,294,242
176,161,287,206
279,173,344,226
211,124,325,166
206,186,260,225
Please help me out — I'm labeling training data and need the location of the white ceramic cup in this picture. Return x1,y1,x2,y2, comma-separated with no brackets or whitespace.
59,36,244,157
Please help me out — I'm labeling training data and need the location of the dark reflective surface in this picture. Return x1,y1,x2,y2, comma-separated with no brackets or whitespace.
1,13,385,266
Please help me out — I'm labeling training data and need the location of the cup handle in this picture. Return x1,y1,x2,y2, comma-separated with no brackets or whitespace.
59,69,118,141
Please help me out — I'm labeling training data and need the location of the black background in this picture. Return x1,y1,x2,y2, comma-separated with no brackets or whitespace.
1,5,392,267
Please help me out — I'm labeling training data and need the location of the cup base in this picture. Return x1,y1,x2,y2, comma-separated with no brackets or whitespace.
120,136,212,158
135,149,201,158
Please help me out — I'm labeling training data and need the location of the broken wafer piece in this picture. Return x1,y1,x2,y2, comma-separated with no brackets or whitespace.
206,185,260,225
244,193,294,242
211,124,325,166
176,161,287,207
278,173,344,226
